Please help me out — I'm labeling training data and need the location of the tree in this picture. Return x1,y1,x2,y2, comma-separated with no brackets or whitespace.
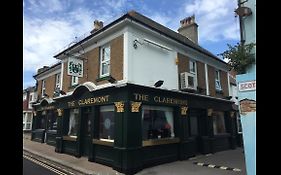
219,42,255,74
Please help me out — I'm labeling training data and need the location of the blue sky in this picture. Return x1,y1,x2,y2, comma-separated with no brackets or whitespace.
23,0,240,89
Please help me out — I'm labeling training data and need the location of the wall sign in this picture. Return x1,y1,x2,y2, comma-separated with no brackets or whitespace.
238,80,256,92
67,57,83,77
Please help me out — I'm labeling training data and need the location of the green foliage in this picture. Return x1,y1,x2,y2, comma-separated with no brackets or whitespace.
219,42,256,74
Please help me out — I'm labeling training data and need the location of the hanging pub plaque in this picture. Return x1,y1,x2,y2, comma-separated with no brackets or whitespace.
67,57,83,77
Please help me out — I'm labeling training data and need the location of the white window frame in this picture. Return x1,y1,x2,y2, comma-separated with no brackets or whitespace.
215,70,222,91
42,80,46,97
55,73,60,89
100,44,111,77
189,60,197,75
71,76,78,86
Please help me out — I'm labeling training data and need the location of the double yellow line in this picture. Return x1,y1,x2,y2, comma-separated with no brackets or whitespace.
23,154,72,175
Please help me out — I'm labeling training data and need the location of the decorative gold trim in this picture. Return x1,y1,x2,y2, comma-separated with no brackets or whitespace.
92,139,114,147
57,109,63,116
142,138,180,147
181,106,188,115
62,136,77,141
131,102,142,112
114,102,124,113
208,108,213,116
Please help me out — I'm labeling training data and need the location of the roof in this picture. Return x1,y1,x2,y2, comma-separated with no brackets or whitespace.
33,62,61,78
23,86,36,93
54,11,227,65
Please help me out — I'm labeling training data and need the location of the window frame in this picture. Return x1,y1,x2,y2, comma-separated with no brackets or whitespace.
141,105,175,141
215,70,222,91
41,80,46,97
99,44,111,77
99,105,115,142
71,76,78,86
189,60,197,75
55,73,61,89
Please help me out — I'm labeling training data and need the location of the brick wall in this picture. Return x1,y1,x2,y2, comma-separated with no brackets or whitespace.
62,34,124,90
208,65,229,98
177,53,189,89
208,65,216,97
220,71,229,97
197,61,206,95
45,75,56,98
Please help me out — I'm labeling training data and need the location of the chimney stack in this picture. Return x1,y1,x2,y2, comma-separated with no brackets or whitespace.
91,20,103,34
37,66,49,74
178,15,198,44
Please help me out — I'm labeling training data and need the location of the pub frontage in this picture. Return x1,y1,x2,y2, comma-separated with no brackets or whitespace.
31,98,58,146
32,82,238,174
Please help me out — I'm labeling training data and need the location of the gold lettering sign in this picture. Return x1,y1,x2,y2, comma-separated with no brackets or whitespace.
57,109,63,116
133,93,187,106
115,102,125,113
181,106,188,115
230,111,235,118
131,102,142,112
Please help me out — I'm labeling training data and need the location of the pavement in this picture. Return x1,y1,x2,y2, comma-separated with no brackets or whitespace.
23,133,246,175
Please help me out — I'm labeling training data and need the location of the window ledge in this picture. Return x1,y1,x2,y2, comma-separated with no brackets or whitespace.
142,137,180,147
92,139,114,146
96,76,111,82
63,135,77,141
68,84,79,90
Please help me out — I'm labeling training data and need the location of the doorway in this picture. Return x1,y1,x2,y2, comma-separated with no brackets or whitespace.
80,107,92,156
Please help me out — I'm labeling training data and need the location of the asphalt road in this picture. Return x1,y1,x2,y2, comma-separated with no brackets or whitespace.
23,156,69,175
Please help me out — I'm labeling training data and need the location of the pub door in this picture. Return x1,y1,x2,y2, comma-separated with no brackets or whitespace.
189,109,207,154
80,107,92,156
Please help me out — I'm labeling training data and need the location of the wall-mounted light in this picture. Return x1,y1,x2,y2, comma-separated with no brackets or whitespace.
235,6,252,17
133,39,143,49
154,80,164,87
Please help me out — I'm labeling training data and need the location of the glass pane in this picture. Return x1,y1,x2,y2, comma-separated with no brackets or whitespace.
142,106,174,140
190,61,196,73
215,71,219,80
26,123,31,130
102,62,109,75
99,105,114,140
215,81,221,90
27,115,32,122
68,108,79,136
213,111,226,134
47,111,57,130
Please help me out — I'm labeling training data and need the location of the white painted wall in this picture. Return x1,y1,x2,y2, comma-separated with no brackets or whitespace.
126,28,178,90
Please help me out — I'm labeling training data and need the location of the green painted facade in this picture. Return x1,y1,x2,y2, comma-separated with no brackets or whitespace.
32,83,238,174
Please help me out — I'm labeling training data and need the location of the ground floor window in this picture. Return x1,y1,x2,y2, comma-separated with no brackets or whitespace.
68,108,79,136
212,111,226,135
23,112,33,130
99,105,115,141
142,105,174,140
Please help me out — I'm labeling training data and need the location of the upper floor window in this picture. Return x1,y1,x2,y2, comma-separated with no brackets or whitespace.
100,44,111,77
71,76,78,86
189,60,196,74
215,70,222,90
42,80,46,97
29,94,33,102
55,74,60,89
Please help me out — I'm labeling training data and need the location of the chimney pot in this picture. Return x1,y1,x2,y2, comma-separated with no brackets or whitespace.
91,20,103,34
178,15,198,44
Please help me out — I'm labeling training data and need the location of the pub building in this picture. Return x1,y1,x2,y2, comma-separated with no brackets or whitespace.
31,11,239,174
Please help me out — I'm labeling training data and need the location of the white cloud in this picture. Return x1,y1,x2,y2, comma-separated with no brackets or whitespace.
184,0,239,43
27,0,66,13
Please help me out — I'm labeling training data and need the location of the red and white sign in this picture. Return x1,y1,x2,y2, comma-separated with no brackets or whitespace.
239,80,256,91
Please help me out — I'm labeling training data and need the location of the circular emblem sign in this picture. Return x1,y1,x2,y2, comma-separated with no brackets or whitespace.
104,118,111,129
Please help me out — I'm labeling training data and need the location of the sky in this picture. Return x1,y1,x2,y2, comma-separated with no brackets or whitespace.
23,0,240,89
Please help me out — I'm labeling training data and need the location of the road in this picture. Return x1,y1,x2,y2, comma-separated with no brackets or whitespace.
23,155,71,175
